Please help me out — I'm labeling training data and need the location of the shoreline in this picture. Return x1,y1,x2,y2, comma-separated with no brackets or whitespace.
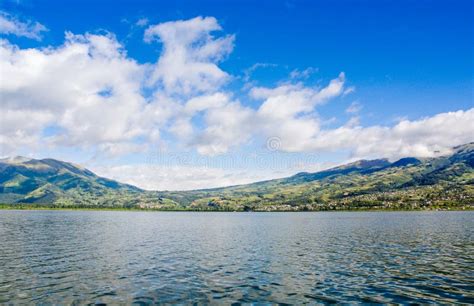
0,205,472,213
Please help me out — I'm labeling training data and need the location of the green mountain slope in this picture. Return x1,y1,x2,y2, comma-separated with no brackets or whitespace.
0,157,141,207
1,143,473,210
155,142,474,210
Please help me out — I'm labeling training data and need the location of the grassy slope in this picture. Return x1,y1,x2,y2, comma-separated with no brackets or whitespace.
154,143,474,210
0,157,141,208
1,143,473,211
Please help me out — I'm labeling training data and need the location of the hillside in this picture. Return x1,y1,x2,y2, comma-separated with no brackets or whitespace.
1,143,473,210
0,157,141,207
154,142,474,210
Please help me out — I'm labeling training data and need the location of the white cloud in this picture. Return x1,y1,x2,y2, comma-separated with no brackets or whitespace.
193,100,255,156
252,73,347,152
166,92,232,142
0,11,47,40
242,62,278,82
0,16,239,157
136,17,149,27
0,32,157,155
289,67,318,79
254,73,345,116
145,16,235,95
0,109,53,155
182,73,347,155
90,151,341,190
86,105,474,191
346,101,362,114
1,13,473,178
92,163,295,191
307,108,474,160
246,74,473,160
184,92,229,114
343,86,355,96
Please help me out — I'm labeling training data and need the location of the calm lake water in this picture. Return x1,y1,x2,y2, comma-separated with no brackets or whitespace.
0,210,472,304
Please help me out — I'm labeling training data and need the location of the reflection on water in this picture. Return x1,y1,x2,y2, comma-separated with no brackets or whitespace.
0,211,473,303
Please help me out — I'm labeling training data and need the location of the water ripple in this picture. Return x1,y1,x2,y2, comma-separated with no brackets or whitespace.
0,210,473,304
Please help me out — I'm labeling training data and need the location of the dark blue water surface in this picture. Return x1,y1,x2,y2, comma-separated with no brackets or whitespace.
0,210,473,304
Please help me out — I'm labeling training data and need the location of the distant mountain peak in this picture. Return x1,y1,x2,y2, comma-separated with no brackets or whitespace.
453,142,474,152
339,158,390,169
0,156,141,205
1,142,473,209
390,157,422,168
0,156,33,164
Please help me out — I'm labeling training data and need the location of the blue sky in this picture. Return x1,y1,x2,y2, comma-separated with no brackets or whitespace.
0,0,473,190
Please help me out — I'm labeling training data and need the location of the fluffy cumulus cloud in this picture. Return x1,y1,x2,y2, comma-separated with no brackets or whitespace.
0,11,48,40
0,32,155,155
189,73,347,155
174,93,227,138
253,73,347,152
145,16,234,95
0,18,172,155
193,99,255,155
1,13,473,183
308,109,474,160
207,72,473,160
0,15,235,156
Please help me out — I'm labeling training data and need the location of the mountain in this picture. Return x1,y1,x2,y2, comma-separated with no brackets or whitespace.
1,143,473,210
0,157,140,207
154,142,474,210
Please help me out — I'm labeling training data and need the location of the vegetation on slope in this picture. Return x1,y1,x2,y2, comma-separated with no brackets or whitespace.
0,157,141,208
1,143,473,211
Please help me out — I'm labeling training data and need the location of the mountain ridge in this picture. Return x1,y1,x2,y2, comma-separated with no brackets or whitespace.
0,156,141,205
1,142,473,210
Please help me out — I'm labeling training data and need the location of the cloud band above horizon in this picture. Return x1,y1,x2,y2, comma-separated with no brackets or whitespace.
1,13,473,190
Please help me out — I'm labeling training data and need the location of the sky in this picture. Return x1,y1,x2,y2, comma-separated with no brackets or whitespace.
0,0,473,190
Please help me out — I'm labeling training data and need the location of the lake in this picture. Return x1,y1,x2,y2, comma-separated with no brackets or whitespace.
0,210,472,303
